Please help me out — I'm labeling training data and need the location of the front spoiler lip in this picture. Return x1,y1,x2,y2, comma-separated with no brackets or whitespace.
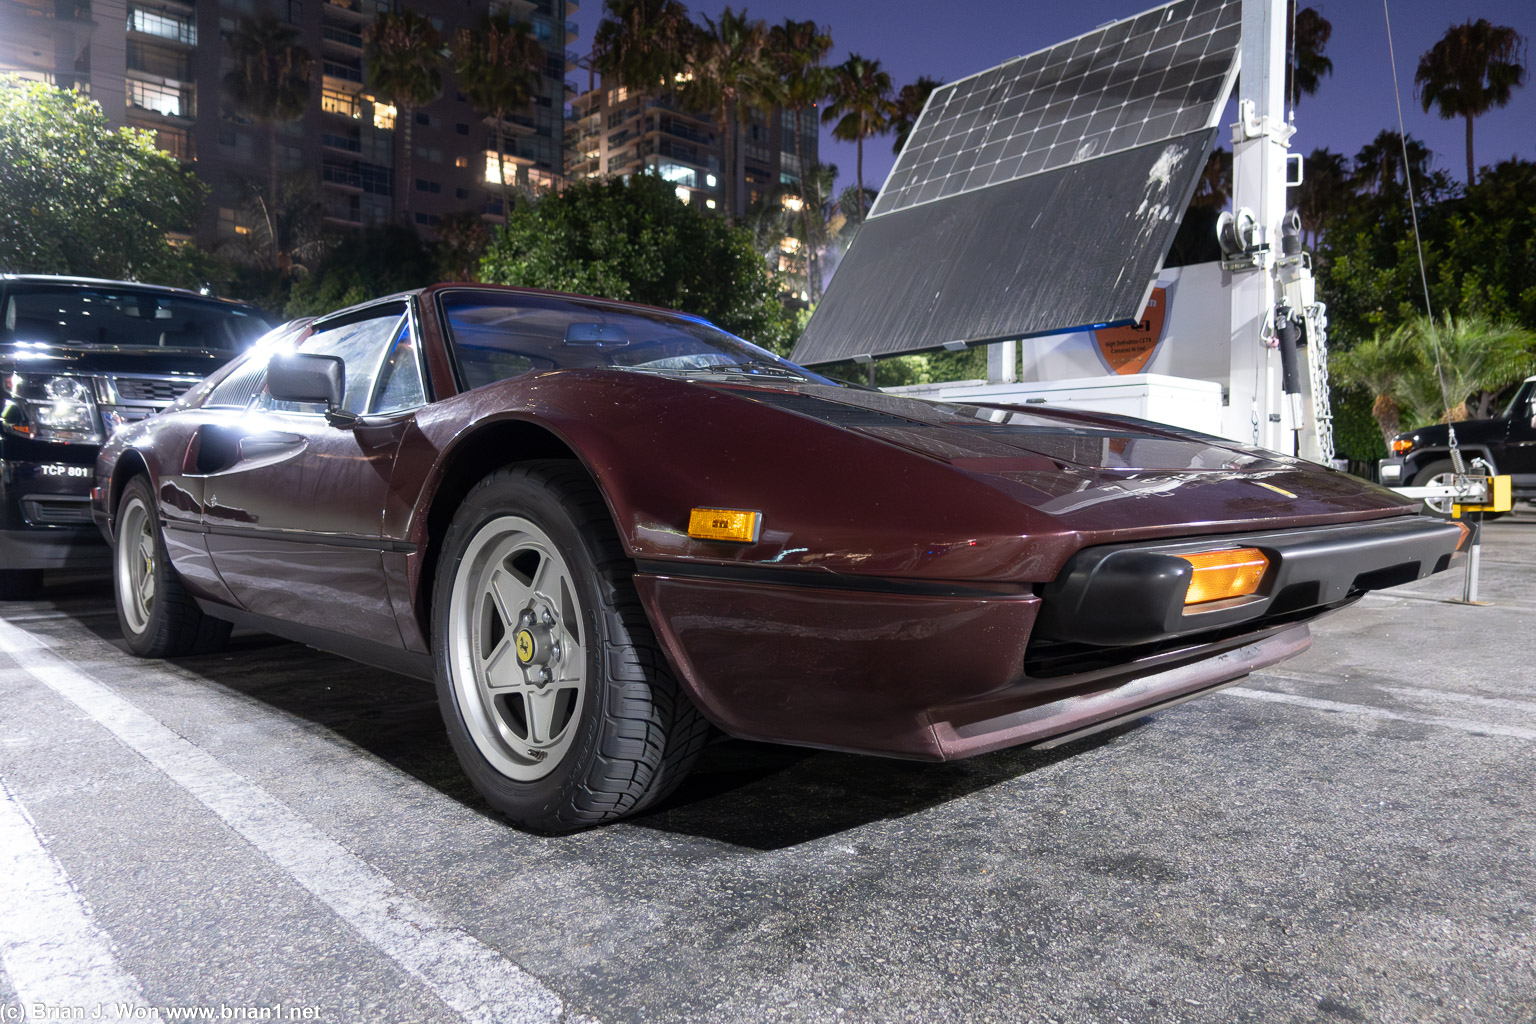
1031,515,1463,648
930,623,1311,759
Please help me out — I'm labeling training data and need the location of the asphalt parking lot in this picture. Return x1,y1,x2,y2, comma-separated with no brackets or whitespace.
1,512,1533,1024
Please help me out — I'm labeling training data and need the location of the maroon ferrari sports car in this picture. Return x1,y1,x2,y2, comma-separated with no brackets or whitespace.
92,284,1463,831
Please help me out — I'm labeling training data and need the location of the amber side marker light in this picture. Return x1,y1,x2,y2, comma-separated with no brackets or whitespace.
1180,548,1269,606
688,507,762,543
1391,438,1414,455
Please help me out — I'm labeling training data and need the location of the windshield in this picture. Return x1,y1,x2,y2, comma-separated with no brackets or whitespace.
1,284,272,351
440,290,836,390
1499,379,1535,419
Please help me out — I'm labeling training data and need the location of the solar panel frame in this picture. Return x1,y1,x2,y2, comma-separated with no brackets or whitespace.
865,0,1240,221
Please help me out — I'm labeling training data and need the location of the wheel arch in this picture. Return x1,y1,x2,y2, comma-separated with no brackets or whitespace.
1409,446,1500,480
107,449,153,533
412,417,612,649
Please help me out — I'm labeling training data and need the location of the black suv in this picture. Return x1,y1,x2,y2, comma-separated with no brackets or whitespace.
1378,375,1536,511
1,276,272,596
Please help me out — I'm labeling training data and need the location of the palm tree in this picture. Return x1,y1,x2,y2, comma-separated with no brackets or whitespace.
452,13,544,220
1350,129,1433,196
1415,20,1528,186
1392,313,1536,424
688,8,780,223
1287,5,1333,107
1331,329,1414,448
1188,147,1232,209
821,54,892,219
365,8,444,224
765,18,832,188
889,75,941,155
591,0,695,91
1295,147,1347,249
223,14,312,264
796,161,838,302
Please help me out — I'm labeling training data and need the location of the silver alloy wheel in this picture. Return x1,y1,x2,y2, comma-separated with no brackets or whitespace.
446,515,588,782
116,495,156,635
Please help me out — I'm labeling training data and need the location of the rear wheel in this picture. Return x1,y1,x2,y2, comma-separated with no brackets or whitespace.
114,476,232,657
432,461,709,833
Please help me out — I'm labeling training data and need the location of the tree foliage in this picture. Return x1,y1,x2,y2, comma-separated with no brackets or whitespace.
0,80,207,280
1332,313,1536,448
285,224,437,317
478,172,796,352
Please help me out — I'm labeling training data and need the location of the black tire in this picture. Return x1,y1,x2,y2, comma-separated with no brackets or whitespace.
113,475,232,657
0,569,44,601
431,461,710,833
1412,459,1507,520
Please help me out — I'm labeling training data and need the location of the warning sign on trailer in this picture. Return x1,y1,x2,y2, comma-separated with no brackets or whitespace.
1094,287,1167,375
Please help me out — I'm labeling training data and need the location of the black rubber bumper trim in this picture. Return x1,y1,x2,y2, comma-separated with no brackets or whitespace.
1033,515,1463,647
632,558,1030,599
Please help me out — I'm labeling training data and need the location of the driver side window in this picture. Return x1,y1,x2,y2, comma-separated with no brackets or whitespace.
259,308,404,415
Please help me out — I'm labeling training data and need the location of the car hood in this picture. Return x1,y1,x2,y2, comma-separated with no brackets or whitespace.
702,379,1416,537
0,342,234,377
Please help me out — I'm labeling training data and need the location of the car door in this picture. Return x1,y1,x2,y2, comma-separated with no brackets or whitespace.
195,301,429,646
1504,383,1536,488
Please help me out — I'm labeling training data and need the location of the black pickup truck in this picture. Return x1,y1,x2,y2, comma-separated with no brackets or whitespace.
1,275,272,597
1378,375,1536,512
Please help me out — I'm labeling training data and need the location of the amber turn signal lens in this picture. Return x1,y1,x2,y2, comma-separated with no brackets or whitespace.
1179,548,1269,605
687,508,761,543
1391,438,1414,454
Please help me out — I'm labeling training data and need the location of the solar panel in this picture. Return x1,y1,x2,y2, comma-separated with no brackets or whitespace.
792,0,1241,367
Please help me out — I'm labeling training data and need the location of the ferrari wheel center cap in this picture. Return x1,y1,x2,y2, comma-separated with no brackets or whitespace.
512,617,558,673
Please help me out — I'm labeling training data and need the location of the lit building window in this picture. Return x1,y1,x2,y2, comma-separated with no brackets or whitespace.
126,79,186,117
675,185,690,204
371,100,397,130
454,156,469,168
705,199,716,209
321,87,360,118
705,173,717,188
779,236,802,254
658,162,696,188
782,195,804,213
485,153,513,186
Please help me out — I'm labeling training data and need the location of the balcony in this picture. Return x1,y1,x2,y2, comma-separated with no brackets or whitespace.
322,60,363,85
127,7,196,46
322,161,362,191
324,0,364,15
322,25,363,50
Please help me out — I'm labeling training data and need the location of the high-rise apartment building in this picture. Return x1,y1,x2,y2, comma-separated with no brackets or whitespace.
565,81,818,221
1,0,574,245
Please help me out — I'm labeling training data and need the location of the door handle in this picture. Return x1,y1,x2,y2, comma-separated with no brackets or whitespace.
237,433,306,460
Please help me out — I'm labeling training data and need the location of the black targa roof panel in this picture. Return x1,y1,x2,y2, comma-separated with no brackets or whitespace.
792,0,1240,367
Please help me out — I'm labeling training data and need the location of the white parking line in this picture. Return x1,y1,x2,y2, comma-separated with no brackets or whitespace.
0,619,583,1024
1223,686,1536,741
0,776,148,1019
1382,686,1536,717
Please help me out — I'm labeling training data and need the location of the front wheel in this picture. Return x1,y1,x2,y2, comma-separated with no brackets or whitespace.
432,461,709,833
114,475,232,657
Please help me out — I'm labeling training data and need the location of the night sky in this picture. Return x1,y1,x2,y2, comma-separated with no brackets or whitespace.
568,0,1536,197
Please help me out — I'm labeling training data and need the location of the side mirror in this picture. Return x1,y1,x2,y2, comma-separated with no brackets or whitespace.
268,352,344,408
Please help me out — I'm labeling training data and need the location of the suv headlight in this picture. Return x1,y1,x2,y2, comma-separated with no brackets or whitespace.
1,373,105,443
